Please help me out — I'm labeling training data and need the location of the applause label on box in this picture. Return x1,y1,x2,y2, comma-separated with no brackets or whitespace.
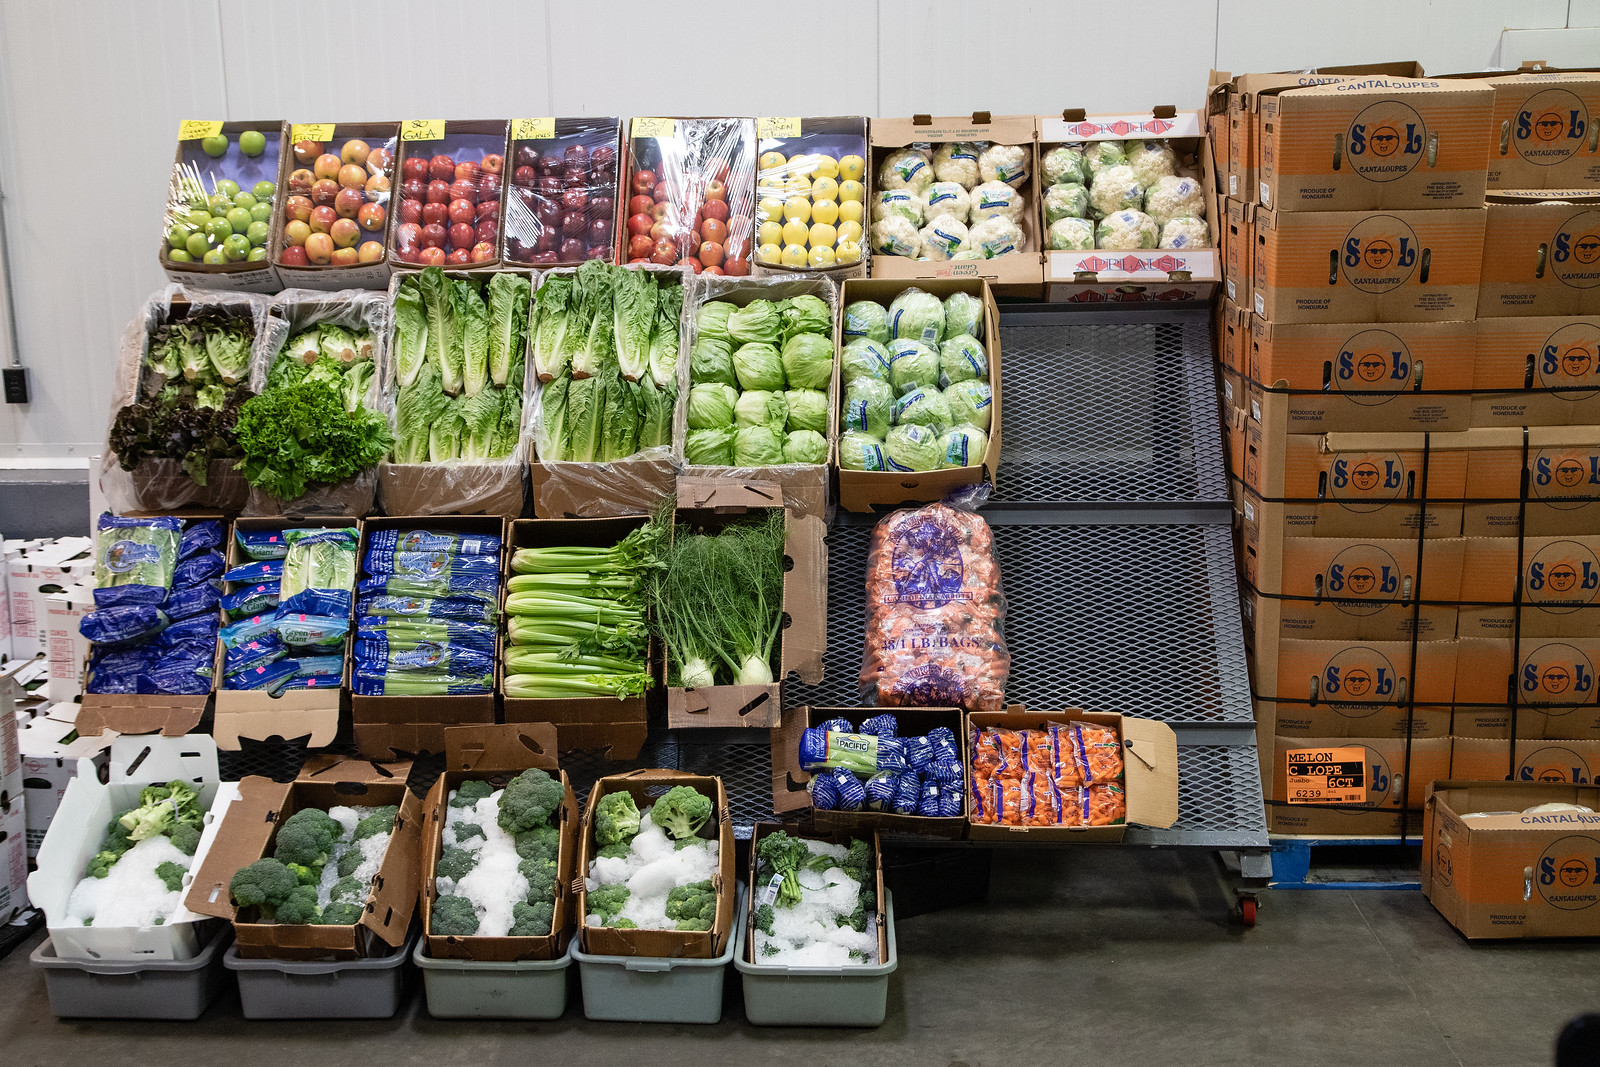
1286,746,1367,804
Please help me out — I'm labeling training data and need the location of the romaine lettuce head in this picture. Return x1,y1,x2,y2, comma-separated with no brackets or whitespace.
696,301,736,345
734,389,788,431
732,425,784,467
842,301,890,345
785,389,828,433
841,337,892,385
690,335,737,388
781,295,830,341
727,300,782,347
940,334,987,386
884,423,944,472
837,430,887,471
780,333,833,390
894,387,952,434
945,379,993,432
732,342,784,392
938,426,989,469
781,429,828,465
886,339,940,394
687,382,738,429
888,288,946,345
943,292,984,341
685,427,736,466
842,378,894,438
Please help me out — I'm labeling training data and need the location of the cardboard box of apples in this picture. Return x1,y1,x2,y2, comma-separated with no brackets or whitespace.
273,122,400,291
619,116,756,277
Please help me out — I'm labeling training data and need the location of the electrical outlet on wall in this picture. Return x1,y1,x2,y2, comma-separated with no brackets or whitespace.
2,367,27,404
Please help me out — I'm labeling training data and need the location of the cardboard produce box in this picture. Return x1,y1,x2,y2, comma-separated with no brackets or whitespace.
1247,318,1474,433
1234,476,1462,543
1224,198,1253,308
43,583,93,702
1252,207,1486,323
1451,425,1600,536
348,516,503,758
868,113,1042,297
751,116,870,281
500,517,650,759
185,756,423,960
618,116,757,274
1265,734,1450,833
769,705,969,840
1249,635,1458,709
274,123,400,291
1472,316,1600,427
212,517,355,751
1459,535,1600,638
420,723,579,962
385,119,509,271
160,119,287,293
17,702,109,860
1452,636,1600,739
1457,69,1600,191
1243,427,1468,509
577,770,735,959
1478,196,1600,318
665,480,825,729
965,709,1178,843
1221,368,1248,481
834,277,1001,513
1218,299,1249,376
501,116,623,268
1254,696,1451,740
744,823,886,965
1450,737,1600,784
1257,77,1494,212
5,537,92,660
1037,108,1219,303
1423,780,1600,939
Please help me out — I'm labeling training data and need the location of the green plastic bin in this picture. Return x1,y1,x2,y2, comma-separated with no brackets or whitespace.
735,889,897,1027
30,927,233,1020
413,935,572,1019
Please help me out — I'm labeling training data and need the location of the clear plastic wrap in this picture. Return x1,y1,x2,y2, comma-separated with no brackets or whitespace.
969,721,1126,827
279,123,397,274
100,285,280,514
752,118,868,273
504,117,621,267
389,121,508,268
622,117,756,274
860,490,1008,712
377,267,534,516
161,120,284,279
1041,128,1212,252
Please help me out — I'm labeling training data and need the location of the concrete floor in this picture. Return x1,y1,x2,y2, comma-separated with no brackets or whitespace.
2,848,1595,1067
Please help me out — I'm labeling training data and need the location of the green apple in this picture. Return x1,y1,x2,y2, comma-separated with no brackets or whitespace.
222,233,250,261
250,202,271,223
247,247,268,262
232,191,258,211
207,194,231,217
167,249,194,263
225,207,252,233
214,178,240,198
246,220,270,245
205,217,233,243
253,180,276,201
201,134,228,158
239,130,266,157
185,231,212,258
202,248,227,264
185,208,211,229
167,223,193,249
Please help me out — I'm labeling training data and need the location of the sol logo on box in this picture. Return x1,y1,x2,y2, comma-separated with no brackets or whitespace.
1329,450,1408,513
1520,642,1597,711
1341,216,1420,293
1551,210,1600,290
1526,541,1600,613
1535,322,1600,400
1335,329,1412,407
1536,836,1600,911
1346,101,1428,182
1434,841,1453,888
1321,645,1398,716
1531,449,1600,510
1514,89,1590,165
1325,544,1403,617
1519,745,1593,785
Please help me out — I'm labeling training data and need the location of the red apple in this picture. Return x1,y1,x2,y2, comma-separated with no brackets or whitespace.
428,155,456,182
628,194,654,218
396,247,421,264
584,245,608,259
535,230,559,253
475,219,497,244
650,202,671,222
338,163,367,189
330,218,360,248
539,152,563,175
419,245,446,266
285,196,313,224
699,240,725,267
514,145,539,170
402,157,430,182
590,195,614,221
420,222,447,249
365,146,392,174
445,248,470,265
702,199,730,223
309,206,338,233
475,199,498,222
653,180,675,204
628,233,655,259
453,160,480,184
700,218,728,245
365,173,391,197
449,178,478,203
334,187,364,218
358,202,386,232
479,173,501,200
703,265,724,276
628,257,649,265
399,199,422,224
703,179,726,202
395,222,422,251
705,159,730,187
449,222,475,249
280,245,309,266
288,168,315,196
514,165,537,187
727,214,752,241
422,201,449,227
723,258,751,277
649,219,672,241
536,176,562,196
341,140,372,165
589,217,612,246
627,213,653,237
562,212,587,238
470,241,495,262
561,188,588,213
426,180,451,205
401,177,426,201
313,154,342,181
304,232,334,264
534,251,561,264
535,199,562,227
294,140,323,165
448,198,475,225
651,237,678,265
358,240,385,264
592,145,616,170
631,169,657,195
560,237,586,260
480,153,503,175
684,256,702,274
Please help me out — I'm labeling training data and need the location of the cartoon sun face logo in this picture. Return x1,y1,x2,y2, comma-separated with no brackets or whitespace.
1345,567,1377,595
1548,564,1580,593
1356,351,1387,382
1560,858,1590,888
1561,344,1594,378
1573,233,1600,266
1350,462,1382,491
1535,111,1566,142
1543,665,1573,694
1538,766,1572,783
1342,668,1374,697
1363,239,1396,271
1368,124,1401,156
1556,459,1587,488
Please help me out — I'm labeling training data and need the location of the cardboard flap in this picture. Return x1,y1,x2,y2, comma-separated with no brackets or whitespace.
782,512,828,683
109,733,218,786
76,694,208,738
1120,717,1180,829
676,478,784,511
183,775,291,920
443,722,560,773
770,710,810,813
363,788,425,947
297,754,412,785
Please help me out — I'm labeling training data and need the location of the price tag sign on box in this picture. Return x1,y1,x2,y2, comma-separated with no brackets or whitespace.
402,119,445,142
512,118,555,140
178,120,223,140
291,124,336,143
757,117,802,139
1285,746,1367,804
632,117,677,139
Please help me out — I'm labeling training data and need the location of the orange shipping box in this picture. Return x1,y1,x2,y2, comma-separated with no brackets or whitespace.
1478,198,1600,318
1247,318,1475,433
1243,428,1468,508
1224,199,1253,308
1220,368,1248,481
1252,207,1486,323
1471,316,1600,427
1249,635,1458,708
1450,737,1600,785
1452,426,1600,536
1218,298,1250,376
1478,72,1600,191
1452,636,1600,739
1422,780,1600,939
1254,696,1451,741
1235,476,1462,543
1458,535,1600,639
1266,734,1450,833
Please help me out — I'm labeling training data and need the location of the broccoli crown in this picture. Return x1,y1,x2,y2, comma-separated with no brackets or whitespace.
843,838,873,883
593,791,641,847
87,849,125,879
354,805,399,841
319,901,364,926
514,825,559,863
431,894,480,936
520,857,557,901
454,822,486,843
755,903,775,936
757,831,807,908
102,816,135,853
613,918,637,929
450,780,493,808
597,842,631,860
665,880,716,927
497,768,563,834
588,883,630,924
337,847,364,877
330,876,367,903
155,860,187,892
120,780,205,843
276,884,323,925
286,862,322,886
435,847,478,882
675,917,712,932
168,822,202,857
229,858,298,914
510,899,554,937
273,808,340,867
651,786,713,841
837,901,867,933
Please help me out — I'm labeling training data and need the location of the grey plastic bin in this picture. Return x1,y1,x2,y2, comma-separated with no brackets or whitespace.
224,933,416,1019
735,889,897,1027
571,886,744,1024
30,927,233,1020
413,936,572,1019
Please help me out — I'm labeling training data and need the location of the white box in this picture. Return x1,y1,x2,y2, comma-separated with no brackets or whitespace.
28,735,225,962
0,681,16,783
6,537,93,660
19,702,109,860
0,656,48,714
0,781,27,921
44,583,95,703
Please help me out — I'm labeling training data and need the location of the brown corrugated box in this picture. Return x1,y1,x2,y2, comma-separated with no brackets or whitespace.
834,277,1001,513
1265,734,1450,834
1224,198,1253,307
744,824,886,965
1233,475,1462,542
1243,428,1469,508
420,723,578,962
1253,696,1451,740
274,122,401,292
769,706,968,840
385,120,510,272
1437,68,1600,191
1458,534,1600,639
1218,298,1250,376
1450,737,1600,784
184,756,423,959
1248,635,1458,708
751,116,870,282
1452,636,1600,739
501,117,623,268
1447,425,1600,536
867,113,1042,297
1471,316,1600,426
500,517,650,759
160,119,286,293
1477,195,1600,318
577,770,735,959
665,480,825,729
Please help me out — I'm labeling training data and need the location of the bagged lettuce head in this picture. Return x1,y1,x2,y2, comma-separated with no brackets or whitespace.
940,334,987,387
837,429,887,471
939,426,989,469
843,378,894,438
841,337,891,384
732,424,785,466
884,423,944,472
734,390,788,431
727,300,783,346
687,382,739,429
888,288,946,344
690,335,737,388
945,379,993,432
732,342,785,392
943,292,984,341
780,295,830,342
782,429,828,465
696,301,736,345
894,387,952,434
780,332,833,390
886,338,940,393
685,427,736,466
843,301,890,345
785,389,828,434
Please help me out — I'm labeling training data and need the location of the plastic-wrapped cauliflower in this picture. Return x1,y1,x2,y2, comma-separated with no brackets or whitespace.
969,216,1023,258
920,217,971,261
968,181,1021,222
873,188,923,225
1084,140,1127,179
1048,217,1095,250
1096,210,1158,250
878,148,933,193
1159,216,1211,249
978,143,1029,188
922,181,971,224
1126,140,1178,187
932,142,982,188
950,250,985,260
872,216,923,258
1043,183,1089,223
1088,164,1144,218
1042,144,1086,186
1144,175,1206,225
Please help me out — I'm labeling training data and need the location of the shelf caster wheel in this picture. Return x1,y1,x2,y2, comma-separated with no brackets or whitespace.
1239,896,1258,928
